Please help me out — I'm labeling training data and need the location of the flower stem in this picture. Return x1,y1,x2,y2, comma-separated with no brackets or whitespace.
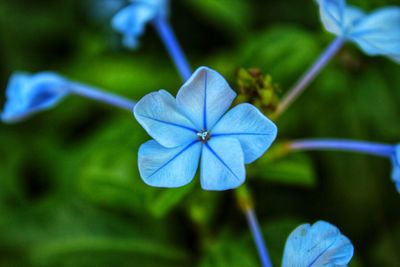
288,139,394,157
68,82,136,111
236,186,273,267
153,17,192,81
274,37,344,118
245,208,273,267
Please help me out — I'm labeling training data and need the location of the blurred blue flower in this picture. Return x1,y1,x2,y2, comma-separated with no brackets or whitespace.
282,220,354,267
317,0,400,63
112,0,169,48
1,72,68,123
134,66,278,190
391,145,400,192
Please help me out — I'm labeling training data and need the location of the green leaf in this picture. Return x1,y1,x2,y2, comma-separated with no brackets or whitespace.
0,130,23,201
199,217,302,267
349,68,399,138
186,0,251,36
31,236,187,267
63,53,181,100
369,222,400,266
240,25,320,84
76,117,195,218
0,197,189,267
199,231,259,267
251,152,316,187
148,183,195,217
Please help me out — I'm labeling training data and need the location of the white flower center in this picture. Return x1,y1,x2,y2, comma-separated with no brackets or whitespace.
197,130,210,142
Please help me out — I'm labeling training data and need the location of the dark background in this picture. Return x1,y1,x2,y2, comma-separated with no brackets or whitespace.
0,0,400,266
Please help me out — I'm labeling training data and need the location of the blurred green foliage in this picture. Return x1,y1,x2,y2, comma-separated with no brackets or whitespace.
0,0,399,266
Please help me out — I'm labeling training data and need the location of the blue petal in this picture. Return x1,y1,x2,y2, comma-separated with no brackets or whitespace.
282,221,354,267
111,4,156,49
200,137,245,191
349,7,400,63
138,140,202,188
176,67,237,131
134,90,198,148
123,35,139,49
1,72,68,123
211,103,277,164
317,0,366,36
111,0,169,49
342,6,365,31
317,0,346,35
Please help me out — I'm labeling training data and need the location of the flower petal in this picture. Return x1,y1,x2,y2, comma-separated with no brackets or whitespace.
211,103,277,164
1,72,68,123
282,221,354,267
317,0,346,35
134,90,198,148
317,0,367,36
349,7,400,63
200,137,245,190
111,4,156,49
138,140,201,188
176,67,237,130
343,6,365,31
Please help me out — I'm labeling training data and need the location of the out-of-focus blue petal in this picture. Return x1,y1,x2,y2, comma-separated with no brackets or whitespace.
350,7,400,63
200,137,245,190
134,90,198,148
342,6,365,32
111,0,168,49
282,221,354,267
138,140,202,188
317,0,346,35
1,72,68,123
112,4,156,49
123,35,140,49
176,67,237,130
211,103,277,164
317,0,366,36
391,145,400,192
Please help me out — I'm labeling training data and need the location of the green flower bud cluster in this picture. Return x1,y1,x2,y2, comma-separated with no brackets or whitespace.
234,68,280,116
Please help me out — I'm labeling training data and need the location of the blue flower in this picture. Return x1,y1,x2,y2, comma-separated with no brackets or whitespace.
1,72,68,123
112,0,169,49
317,0,400,63
134,67,278,191
391,145,400,192
282,221,354,267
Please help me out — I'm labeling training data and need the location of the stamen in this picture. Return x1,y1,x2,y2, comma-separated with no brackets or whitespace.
197,130,210,142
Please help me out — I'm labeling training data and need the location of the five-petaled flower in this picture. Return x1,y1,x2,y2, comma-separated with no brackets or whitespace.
1,72,68,123
317,0,400,63
282,221,354,267
134,67,278,191
391,144,400,192
112,0,169,48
